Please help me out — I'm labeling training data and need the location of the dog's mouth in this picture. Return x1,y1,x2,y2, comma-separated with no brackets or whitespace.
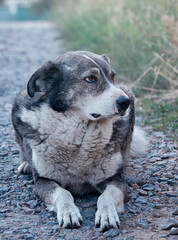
91,113,101,119
91,110,128,119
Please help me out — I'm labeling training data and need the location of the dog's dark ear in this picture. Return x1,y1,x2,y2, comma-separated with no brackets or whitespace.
27,61,60,97
101,54,110,64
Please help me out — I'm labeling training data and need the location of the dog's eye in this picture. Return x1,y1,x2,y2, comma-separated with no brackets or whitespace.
84,76,97,83
111,73,116,82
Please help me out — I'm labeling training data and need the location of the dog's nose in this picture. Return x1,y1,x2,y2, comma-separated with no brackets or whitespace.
116,96,130,112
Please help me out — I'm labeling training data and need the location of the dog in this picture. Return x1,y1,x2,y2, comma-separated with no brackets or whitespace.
12,51,147,230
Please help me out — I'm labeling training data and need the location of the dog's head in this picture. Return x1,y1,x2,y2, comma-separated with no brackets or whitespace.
27,51,131,120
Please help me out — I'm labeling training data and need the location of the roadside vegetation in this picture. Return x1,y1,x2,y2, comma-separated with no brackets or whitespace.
52,0,177,141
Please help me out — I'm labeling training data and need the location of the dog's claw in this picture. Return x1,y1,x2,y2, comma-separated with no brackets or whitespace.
116,221,120,228
95,205,120,231
95,223,100,228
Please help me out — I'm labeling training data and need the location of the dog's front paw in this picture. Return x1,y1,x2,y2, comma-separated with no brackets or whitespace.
57,202,83,228
95,203,120,231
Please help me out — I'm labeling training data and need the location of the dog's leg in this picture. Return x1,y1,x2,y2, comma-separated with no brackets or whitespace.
95,183,126,231
14,132,31,174
18,140,31,175
34,178,82,228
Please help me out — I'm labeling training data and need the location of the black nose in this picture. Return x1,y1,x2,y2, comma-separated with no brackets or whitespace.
116,96,130,112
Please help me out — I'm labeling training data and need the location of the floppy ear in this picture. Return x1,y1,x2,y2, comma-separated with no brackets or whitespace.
27,61,60,97
101,54,110,64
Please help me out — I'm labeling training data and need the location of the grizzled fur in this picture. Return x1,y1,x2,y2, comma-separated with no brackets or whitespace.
12,51,146,231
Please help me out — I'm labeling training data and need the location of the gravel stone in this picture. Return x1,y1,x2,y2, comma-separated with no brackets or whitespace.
2,186,11,193
172,209,178,216
170,227,178,235
0,213,6,218
162,218,178,230
137,189,148,196
161,154,170,159
93,230,103,237
27,200,39,209
135,175,147,186
113,236,122,240
24,234,34,240
161,234,169,238
136,219,149,228
142,183,155,191
166,192,177,197
52,225,60,232
135,196,147,204
0,209,9,213
103,229,121,237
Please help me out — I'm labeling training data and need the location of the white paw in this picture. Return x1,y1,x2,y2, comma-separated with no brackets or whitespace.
18,161,31,174
57,202,83,228
95,203,120,230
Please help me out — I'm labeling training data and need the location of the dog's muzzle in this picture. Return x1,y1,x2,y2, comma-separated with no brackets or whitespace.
91,96,130,119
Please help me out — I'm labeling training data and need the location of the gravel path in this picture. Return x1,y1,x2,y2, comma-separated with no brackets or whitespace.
0,21,177,240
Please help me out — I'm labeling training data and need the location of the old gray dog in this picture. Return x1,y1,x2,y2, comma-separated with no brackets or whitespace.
12,51,147,230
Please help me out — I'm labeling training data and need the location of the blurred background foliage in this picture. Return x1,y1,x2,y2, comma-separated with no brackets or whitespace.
52,0,177,139
53,0,177,90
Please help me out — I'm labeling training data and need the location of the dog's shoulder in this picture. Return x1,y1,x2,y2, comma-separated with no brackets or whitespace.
12,90,49,140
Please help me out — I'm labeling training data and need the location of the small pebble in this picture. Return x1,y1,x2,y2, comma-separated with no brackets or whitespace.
170,227,178,235
136,219,149,228
162,218,178,230
135,175,147,186
172,209,178,216
161,154,170,159
0,209,9,213
135,196,147,204
52,225,60,232
103,229,121,237
161,234,169,238
138,189,148,196
27,200,39,209
166,192,177,197
24,234,34,240
142,183,155,191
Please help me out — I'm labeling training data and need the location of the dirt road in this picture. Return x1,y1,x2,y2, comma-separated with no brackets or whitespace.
0,21,177,240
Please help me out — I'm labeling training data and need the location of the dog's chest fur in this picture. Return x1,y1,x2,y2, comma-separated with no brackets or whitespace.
21,104,123,190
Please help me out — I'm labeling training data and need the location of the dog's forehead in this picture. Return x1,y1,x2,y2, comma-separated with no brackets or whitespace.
59,51,111,74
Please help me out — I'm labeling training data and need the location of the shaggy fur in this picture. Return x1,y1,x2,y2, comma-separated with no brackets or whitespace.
12,51,147,230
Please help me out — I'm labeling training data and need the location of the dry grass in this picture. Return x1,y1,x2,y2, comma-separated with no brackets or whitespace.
53,0,177,96
53,0,178,136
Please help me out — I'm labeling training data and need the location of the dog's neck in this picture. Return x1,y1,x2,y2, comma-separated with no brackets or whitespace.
21,103,114,148
58,109,114,147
